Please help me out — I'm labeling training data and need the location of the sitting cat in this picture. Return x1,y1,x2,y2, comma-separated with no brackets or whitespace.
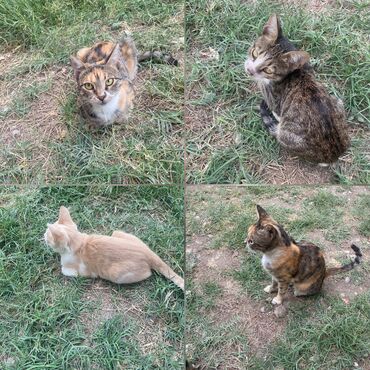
244,14,349,164
245,205,362,305
70,37,138,128
44,206,184,290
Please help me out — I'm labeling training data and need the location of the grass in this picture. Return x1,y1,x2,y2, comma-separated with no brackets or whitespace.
185,0,370,184
186,185,370,369
0,0,184,184
0,185,184,369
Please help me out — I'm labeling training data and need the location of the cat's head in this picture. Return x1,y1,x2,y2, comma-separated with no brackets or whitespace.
44,206,78,254
245,205,291,252
70,38,137,106
244,14,310,83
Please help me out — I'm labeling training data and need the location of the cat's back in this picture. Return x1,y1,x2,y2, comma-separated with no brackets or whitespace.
76,42,115,65
295,241,326,275
83,234,151,256
281,70,349,162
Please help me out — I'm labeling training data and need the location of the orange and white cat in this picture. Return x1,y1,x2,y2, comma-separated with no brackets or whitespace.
44,206,184,290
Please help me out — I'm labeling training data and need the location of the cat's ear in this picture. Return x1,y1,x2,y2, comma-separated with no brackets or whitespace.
262,14,282,42
119,37,138,81
107,39,138,81
48,224,69,246
256,205,269,220
58,206,74,225
281,51,310,71
70,56,86,80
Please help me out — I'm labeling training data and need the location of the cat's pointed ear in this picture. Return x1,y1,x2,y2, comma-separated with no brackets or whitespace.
58,206,73,224
119,37,138,81
256,205,269,220
70,56,86,80
262,14,282,42
281,51,310,71
107,39,137,81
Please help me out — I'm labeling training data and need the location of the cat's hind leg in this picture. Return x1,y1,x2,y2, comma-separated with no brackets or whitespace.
260,100,279,136
293,276,324,297
114,265,152,284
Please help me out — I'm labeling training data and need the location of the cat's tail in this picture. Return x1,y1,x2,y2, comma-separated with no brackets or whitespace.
325,244,362,277
138,50,178,66
151,254,184,290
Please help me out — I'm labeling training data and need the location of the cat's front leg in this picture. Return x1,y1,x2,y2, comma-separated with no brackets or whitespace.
260,100,279,136
272,280,289,305
264,278,278,293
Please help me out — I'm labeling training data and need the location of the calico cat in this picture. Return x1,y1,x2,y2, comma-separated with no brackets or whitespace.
70,37,138,128
245,205,362,305
244,14,349,164
70,37,178,129
44,206,184,290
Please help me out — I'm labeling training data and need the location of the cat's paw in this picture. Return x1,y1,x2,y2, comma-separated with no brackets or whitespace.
62,266,78,277
264,285,274,293
272,295,283,305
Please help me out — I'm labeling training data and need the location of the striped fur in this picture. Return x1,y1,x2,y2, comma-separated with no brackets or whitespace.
244,14,349,163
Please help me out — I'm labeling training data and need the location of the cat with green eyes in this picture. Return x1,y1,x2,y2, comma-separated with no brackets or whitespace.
244,14,349,164
70,37,137,128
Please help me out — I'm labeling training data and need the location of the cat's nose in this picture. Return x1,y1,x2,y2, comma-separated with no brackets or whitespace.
246,66,255,75
97,93,106,102
244,60,256,76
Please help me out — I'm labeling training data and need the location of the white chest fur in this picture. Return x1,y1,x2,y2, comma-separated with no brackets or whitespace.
60,252,90,277
92,93,120,122
261,254,272,271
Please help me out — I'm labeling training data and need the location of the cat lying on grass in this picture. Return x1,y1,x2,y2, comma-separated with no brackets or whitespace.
246,205,362,305
244,14,349,164
44,206,184,290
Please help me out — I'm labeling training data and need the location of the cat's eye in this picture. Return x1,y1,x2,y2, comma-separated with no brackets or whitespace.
105,78,115,87
83,82,94,90
263,66,274,74
251,48,258,59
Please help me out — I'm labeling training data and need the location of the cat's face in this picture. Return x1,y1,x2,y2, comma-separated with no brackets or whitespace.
244,14,310,83
44,206,77,254
71,42,136,106
76,65,124,105
246,205,291,252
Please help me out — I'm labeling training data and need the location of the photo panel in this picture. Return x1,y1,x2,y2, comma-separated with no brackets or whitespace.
186,185,369,369
0,1,184,185
185,0,369,184
0,184,184,369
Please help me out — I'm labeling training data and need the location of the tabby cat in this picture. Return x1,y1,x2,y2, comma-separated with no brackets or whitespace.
244,14,349,164
70,36,178,128
246,205,362,305
44,206,184,290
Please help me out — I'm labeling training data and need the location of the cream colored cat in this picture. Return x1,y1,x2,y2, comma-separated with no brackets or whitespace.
44,206,184,290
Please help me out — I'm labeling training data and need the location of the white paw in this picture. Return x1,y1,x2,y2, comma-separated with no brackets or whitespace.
264,285,273,293
272,295,282,305
61,266,78,277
